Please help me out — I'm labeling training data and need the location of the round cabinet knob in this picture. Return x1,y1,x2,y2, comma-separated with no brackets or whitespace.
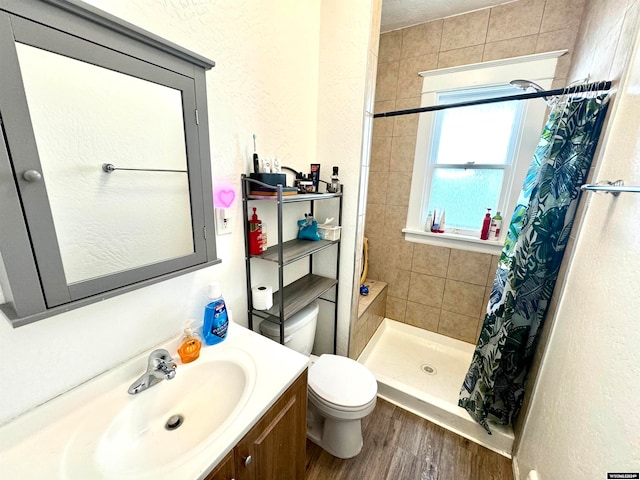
23,170,43,182
243,455,253,467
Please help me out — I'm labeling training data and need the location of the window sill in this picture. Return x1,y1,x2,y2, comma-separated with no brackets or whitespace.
403,228,503,255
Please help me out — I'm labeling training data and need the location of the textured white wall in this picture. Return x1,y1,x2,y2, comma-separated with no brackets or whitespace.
0,0,338,425
515,13,640,480
315,0,380,355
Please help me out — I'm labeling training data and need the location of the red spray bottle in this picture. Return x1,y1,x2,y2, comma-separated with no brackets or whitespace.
249,207,263,255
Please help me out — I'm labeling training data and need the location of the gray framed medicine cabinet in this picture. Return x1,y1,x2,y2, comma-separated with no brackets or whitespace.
0,0,220,328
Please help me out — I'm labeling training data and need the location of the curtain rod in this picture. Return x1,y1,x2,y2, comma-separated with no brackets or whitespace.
373,81,612,118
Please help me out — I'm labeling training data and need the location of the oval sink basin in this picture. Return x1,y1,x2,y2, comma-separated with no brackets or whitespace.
62,347,256,479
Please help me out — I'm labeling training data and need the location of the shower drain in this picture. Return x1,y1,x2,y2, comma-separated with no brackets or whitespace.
420,363,437,375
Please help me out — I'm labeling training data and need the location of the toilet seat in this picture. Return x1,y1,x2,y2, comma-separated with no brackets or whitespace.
308,354,377,410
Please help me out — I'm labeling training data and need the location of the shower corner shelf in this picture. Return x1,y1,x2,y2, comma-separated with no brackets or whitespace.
241,174,343,353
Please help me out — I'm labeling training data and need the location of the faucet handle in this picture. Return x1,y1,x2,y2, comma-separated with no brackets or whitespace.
150,349,177,378
158,360,177,379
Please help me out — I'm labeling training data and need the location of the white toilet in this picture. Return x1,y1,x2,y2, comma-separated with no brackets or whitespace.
259,301,377,459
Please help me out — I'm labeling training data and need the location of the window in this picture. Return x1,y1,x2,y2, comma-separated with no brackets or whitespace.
404,52,564,253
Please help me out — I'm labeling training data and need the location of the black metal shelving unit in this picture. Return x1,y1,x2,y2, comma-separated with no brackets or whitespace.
241,174,342,353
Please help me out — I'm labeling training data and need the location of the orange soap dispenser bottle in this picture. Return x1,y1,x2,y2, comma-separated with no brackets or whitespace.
177,319,202,363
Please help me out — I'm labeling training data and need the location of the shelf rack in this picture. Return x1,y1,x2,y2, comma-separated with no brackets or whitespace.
241,174,343,352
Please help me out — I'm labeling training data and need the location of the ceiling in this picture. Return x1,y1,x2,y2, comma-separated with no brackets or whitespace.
381,0,517,32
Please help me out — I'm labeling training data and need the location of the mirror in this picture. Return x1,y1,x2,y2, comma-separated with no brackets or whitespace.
0,0,218,327
17,43,195,284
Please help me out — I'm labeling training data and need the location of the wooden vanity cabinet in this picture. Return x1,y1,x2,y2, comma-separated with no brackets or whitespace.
205,450,235,480
204,370,307,480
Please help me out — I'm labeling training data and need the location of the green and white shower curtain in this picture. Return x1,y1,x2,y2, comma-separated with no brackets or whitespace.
459,91,609,432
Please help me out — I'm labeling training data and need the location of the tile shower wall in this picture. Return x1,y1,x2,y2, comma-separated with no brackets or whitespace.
366,0,586,344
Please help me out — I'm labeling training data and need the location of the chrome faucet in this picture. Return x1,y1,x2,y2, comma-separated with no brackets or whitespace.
128,349,177,395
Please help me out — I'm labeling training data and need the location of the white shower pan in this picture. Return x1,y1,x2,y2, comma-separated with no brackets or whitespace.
359,318,514,458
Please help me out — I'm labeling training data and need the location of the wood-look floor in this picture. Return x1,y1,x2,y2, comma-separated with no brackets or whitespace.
305,398,513,480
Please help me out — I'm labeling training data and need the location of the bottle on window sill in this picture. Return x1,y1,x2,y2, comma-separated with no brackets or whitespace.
490,211,502,240
431,207,440,233
437,210,445,233
480,208,492,240
424,211,434,232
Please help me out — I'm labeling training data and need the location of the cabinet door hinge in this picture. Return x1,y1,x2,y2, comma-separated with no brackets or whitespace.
203,226,207,239
195,109,200,125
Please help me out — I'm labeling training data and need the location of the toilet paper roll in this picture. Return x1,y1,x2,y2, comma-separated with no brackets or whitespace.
252,285,273,310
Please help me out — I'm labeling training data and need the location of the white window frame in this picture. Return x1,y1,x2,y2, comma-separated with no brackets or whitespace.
404,51,565,254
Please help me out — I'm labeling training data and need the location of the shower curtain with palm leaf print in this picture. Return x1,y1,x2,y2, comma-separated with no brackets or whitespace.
458,91,609,433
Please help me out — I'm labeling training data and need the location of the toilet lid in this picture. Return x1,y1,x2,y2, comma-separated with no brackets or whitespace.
308,354,377,408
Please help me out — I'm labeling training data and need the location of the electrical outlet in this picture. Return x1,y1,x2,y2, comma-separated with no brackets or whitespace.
216,208,233,235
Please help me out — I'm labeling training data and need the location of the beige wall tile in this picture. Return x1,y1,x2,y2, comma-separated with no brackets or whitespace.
375,61,399,101
442,279,486,317
408,272,446,308
383,236,415,270
374,99,396,114
367,170,388,204
383,204,409,239
386,267,411,299
366,234,385,270
386,296,407,321
386,173,412,206
397,53,438,99
486,0,545,43
353,310,369,338
437,45,484,69
535,28,579,53
487,255,500,286
393,97,421,137
373,100,395,138
540,0,587,34
371,289,387,317
365,315,378,343
554,53,573,79
412,243,451,277
401,20,443,59
370,136,392,172
405,301,441,331
389,135,417,172
441,10,490,51
364,203,385,236
483,35,537,62
367,262,382,281
447,249,492,286
366,311,382,339
379,30,402,63
351,323,367,359
438,310,480,343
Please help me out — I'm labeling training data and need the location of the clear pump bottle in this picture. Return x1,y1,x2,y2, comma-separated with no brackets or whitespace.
177,319,202,363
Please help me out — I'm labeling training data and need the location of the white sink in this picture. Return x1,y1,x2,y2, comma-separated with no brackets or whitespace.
0,321,308,480
61,347,256,479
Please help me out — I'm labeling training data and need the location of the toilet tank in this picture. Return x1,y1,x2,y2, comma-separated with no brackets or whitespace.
259,301,319,355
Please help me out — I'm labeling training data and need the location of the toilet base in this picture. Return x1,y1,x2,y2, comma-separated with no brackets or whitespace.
306,402,364,459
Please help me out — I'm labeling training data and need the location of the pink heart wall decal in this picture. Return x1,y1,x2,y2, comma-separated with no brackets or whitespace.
214,181,236,208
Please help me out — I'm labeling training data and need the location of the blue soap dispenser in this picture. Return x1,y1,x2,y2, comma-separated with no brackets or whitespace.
203,282,229,345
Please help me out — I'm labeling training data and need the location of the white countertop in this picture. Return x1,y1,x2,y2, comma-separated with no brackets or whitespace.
0,320,309,479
